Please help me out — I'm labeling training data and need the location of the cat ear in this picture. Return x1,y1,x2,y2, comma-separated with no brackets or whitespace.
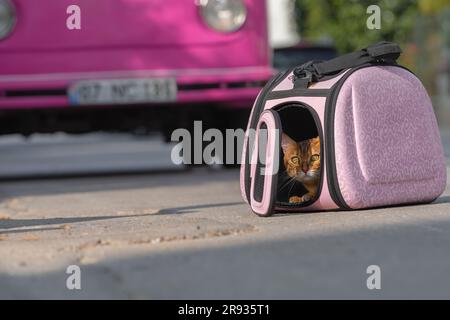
281,133,296,153
311,136,320,146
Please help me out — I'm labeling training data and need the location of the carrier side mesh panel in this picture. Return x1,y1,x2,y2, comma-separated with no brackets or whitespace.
253,123,267,202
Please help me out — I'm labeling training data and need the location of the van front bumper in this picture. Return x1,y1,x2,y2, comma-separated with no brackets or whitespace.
0,66,273,110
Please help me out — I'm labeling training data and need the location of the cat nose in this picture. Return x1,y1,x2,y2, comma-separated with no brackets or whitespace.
302,167,308,173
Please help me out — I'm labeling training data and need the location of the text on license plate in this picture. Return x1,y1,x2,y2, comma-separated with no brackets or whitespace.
68,78,177,105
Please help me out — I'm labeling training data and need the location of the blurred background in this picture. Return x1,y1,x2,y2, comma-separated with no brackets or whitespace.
0,0,449,174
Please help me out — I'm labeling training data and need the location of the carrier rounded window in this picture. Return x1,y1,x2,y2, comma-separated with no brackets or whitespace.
274,103,323,208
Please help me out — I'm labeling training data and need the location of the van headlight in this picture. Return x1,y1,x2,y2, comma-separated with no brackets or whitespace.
0,0,15,40
199,0,247,33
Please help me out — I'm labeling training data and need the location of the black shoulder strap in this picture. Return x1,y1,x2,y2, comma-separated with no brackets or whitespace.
293,42,402,88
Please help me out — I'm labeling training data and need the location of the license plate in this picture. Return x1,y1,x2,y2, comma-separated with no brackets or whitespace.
68,78,177,105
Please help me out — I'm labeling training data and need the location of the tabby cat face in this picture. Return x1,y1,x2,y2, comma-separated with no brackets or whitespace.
281,133,321,183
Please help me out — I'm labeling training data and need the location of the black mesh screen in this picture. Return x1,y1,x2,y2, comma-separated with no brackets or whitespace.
253,123,267,203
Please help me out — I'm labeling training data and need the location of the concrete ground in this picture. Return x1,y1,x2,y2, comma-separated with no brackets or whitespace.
0,132,450,299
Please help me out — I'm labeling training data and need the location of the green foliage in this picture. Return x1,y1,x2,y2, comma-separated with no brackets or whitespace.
419,0,450,14
295,0,419,53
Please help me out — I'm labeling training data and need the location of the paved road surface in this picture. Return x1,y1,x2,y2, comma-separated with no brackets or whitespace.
0,132,450,299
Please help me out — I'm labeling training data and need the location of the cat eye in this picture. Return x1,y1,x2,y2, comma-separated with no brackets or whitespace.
290,156,299,164
310,154,320,161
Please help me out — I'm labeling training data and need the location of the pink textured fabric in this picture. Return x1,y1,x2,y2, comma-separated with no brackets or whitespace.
334,66,447,209
309,70,349,89
272,72,295,91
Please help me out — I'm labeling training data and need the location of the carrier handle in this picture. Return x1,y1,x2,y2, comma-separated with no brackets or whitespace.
293,42,402,88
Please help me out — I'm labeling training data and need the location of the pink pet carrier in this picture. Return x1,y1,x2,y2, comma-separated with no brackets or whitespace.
240,42,446,217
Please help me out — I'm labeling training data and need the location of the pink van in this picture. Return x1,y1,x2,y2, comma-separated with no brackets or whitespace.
0,0,272,138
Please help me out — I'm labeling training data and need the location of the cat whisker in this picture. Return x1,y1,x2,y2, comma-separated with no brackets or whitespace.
287,179,296,197
279,176,296,191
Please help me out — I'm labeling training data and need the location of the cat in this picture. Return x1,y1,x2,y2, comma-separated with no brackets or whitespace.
281,133,321,204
